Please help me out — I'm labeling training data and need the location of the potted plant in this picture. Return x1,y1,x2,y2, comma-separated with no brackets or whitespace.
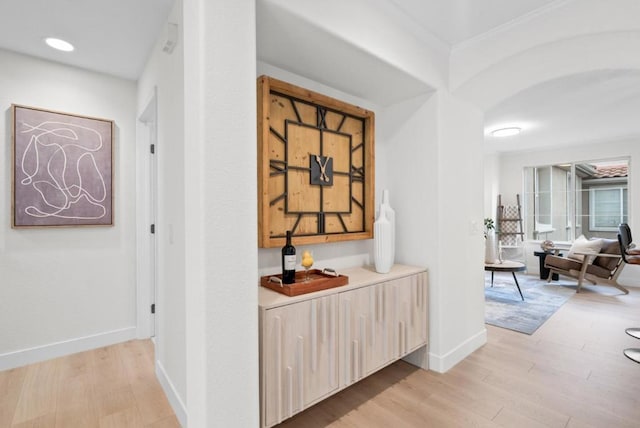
484,218,494,238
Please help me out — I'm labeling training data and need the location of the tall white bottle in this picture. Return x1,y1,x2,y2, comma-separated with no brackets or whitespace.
374,189,395,273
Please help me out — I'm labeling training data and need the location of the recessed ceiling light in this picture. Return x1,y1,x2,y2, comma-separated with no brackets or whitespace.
491,127,522,137
44,37,74,52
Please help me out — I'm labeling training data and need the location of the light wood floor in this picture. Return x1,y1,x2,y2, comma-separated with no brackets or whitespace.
0,339,179,428
3,279,640,428
278,280,640,428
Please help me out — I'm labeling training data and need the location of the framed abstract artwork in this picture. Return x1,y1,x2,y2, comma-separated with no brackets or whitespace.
257,76,375,248
11,104,114,227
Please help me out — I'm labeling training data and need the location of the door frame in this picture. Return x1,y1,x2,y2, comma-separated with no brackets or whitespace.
136,87,158,339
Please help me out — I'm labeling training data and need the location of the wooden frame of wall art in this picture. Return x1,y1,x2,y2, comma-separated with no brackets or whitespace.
11,104,114,227
257,76,375,248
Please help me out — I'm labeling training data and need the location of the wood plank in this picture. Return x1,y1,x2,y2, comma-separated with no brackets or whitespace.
98,406,144,428
0,367,27,427
145,415,182,428
492,407,552,428
11,412,57,428
1,339,177,428
54,368,99,428
439,360,571,428
11,358,60,425
130,383,175,426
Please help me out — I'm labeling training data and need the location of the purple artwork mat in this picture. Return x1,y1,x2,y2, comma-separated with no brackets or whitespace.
12,105,113,227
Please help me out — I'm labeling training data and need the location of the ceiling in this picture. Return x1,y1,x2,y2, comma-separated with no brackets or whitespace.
484,70,640,153
387,0,559,46
0,0,637,153
0,0,174,80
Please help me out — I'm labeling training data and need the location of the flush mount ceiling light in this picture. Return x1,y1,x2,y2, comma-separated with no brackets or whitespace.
44,37,75,52
491,127,522,137
491,126,522,137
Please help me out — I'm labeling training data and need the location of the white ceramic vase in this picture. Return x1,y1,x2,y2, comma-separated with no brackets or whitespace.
374,190,395,273
485,230,497,264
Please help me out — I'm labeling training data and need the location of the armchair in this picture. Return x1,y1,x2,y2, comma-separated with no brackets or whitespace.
618,223,640,264
544,237,628,294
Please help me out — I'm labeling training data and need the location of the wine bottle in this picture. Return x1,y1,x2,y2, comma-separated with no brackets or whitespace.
281,230,296,284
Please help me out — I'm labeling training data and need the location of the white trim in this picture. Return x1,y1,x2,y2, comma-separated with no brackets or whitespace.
0,327,136,371
452,0,574,51
136,86,158,339
156,359,188,427
428,328,487,373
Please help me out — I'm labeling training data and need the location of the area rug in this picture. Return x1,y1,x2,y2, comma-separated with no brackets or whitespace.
484,273,575,334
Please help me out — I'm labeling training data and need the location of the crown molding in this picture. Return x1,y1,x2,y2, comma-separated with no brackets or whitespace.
453,0,575,52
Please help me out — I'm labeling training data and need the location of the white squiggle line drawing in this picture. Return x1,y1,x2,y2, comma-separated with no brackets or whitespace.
18,120,108,220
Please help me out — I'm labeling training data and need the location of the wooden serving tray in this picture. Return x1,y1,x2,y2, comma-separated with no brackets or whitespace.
260,269,349,296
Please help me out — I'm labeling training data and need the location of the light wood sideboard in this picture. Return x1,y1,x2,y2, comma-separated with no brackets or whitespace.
259,265,428,427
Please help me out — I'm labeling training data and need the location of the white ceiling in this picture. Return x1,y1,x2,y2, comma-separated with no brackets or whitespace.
0,0,637,154
256,1,435,106
484,70,640,152
387,0,559,46
0,0,174,80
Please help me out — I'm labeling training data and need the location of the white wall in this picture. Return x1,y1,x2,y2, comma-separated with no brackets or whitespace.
183,0,259,426
484,152,500,219
137,0,186,424
0,49,137,369
379,90,486,372
431,92,486,370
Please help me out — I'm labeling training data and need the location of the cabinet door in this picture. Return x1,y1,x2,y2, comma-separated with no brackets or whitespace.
392,272,428,357
262,294,339,427
339,282,393,388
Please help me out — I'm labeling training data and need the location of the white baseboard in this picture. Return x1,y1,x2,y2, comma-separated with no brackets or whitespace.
156,360,188,427
428,328,487,373
0,327,137,371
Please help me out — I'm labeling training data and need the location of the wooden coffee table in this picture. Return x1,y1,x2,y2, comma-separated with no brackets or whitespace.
484,260,526,301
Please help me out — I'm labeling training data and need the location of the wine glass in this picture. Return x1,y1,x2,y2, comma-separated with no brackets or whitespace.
301,250,314,282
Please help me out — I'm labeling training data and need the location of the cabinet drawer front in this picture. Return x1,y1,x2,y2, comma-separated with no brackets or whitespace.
392,272,428,357
263,295,339,427
339,282,394,387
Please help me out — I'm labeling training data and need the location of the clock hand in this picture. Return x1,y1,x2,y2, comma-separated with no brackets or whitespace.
315,155,329,182
321,158,330,182
320,159,330,182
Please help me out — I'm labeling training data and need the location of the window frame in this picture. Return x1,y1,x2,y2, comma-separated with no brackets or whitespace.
588,186,628,232
522,158,629,241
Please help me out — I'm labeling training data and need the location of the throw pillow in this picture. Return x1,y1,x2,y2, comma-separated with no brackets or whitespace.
568,235,603,262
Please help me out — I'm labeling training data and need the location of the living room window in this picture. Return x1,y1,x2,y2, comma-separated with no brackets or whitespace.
523,159,629,242
589,186,628,232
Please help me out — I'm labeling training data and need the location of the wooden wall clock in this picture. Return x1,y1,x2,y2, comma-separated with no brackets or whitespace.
257,76,375,248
